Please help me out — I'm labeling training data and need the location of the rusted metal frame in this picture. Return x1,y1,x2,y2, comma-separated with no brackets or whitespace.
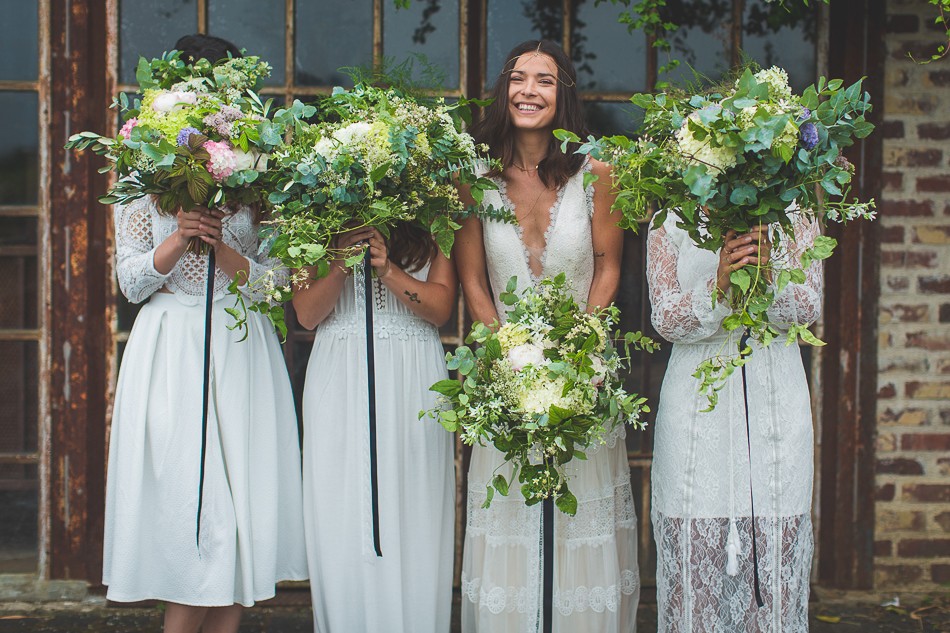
0,206,42,216
817,0,882,590
197,0,207,34
731,0,745,67
0,80,40,91
0,453,41,464
285,0,295,105
374,0,384,71
0,329,42,341
48,0,111,582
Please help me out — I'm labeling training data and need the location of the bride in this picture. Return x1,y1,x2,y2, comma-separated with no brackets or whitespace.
453,39,640,633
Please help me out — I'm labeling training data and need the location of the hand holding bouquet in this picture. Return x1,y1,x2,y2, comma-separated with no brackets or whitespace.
424,274,657,515
558,65,875,407
66,50,314,252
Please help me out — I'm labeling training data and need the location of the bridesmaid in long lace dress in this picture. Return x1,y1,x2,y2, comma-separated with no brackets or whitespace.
454,39,640,633
647,214,821,632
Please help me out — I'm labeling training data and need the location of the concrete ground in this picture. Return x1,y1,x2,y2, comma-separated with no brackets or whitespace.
1,590,949,633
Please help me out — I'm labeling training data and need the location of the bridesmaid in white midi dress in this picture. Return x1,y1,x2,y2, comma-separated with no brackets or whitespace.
104,195,308,632
454,39,640,633
647,213,820,632
294,223,456,633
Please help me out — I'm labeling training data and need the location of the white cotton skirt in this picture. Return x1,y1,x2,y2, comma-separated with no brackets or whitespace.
103,292,308,606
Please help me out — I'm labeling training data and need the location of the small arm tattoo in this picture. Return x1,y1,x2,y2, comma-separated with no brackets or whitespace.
405,290,422,304
594,251,606,258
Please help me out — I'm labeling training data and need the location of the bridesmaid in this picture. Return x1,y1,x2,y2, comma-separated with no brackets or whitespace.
103,34,308,633
295,223,456,633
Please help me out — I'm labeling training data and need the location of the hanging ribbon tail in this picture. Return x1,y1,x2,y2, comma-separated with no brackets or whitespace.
196,248,216,550
726,520,741,577
739,330,765,608
364,262,383,557
541,496,554,633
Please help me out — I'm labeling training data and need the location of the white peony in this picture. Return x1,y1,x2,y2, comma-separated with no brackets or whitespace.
232,148,269,172
507,343,546,372
151,90,198,113
590,356,608,387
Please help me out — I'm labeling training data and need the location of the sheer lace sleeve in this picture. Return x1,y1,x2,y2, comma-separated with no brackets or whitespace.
235,237,291,304
766,214,823,327
114,196,169,304
647,222,731,343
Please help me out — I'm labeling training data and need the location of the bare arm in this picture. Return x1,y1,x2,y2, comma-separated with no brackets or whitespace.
586,159,624,311
454,209,500,327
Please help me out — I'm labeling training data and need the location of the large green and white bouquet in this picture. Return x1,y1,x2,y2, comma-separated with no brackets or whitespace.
558,65,875,406
424,274,657,515
66,51,313,251
252,83,503,331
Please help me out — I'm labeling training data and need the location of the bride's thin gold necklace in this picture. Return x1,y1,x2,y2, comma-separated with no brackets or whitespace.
512,161,538,173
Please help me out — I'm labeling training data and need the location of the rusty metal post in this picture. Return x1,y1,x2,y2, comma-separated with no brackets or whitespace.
47,0,111,582
818,0,884,590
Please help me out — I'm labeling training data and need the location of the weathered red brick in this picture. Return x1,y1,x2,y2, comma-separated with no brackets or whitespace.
886,67,909,88
919,275,950,294
878,383,897,399
914,225,950,244
879,509,927,531
893,41,950,61
881,252,937,268
883,148,943,167
880,303,930,323
940,304,950,323
932,564,950,584
897,539,950,557
935,512,950,533
875,564,923,586
887,276,910,292
886,14,919,33
901,433,950,449
927,70,950,87
918,175,950,192
906,331,950,350
918,122,950,140
877,457,925,475
881,225,904,243
878,407,930,425
877,483,896,501
882,172,904,194
880,200,934,217
903,484,950,503
881,120,905,138
941,414,950,428
875,540,893,556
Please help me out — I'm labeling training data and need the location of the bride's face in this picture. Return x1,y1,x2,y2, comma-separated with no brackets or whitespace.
507,52,558,131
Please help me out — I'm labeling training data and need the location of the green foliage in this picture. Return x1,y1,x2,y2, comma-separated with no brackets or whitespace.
422,275,657,514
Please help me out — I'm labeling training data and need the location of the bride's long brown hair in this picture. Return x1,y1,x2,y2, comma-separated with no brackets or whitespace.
388,222,437,273
470,40,590,189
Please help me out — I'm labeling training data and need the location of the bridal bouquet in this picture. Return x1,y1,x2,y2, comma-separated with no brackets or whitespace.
252,83,503,329
424,274,657,515
557,65,875,406
65,50,313,251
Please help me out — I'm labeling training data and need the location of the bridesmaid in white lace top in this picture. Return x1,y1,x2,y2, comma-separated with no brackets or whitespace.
647,214,821,632
103,35,307,633
454,39,640,633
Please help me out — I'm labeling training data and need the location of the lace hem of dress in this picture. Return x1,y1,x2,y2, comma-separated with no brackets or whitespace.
318,311,438,341
461,569,639,616
496,177,569,286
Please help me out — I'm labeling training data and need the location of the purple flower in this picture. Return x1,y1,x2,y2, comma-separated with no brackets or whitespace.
798,107,812,121
176,126,201,146
799,122,819,150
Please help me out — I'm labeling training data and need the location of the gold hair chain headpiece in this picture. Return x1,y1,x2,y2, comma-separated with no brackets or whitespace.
501,42,576,88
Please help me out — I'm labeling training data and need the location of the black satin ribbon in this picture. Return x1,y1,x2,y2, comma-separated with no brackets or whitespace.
739,330,765,608
364,264,383,557
196,248,216,548
542,496,554,633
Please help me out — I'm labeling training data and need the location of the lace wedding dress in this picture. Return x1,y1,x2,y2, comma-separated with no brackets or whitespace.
302,263,455,633
461,162,640,633
104,196,308,606
647,212,821,632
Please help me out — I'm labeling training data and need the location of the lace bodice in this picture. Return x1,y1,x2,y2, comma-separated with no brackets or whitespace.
114,196,288,305
647,212,823,344
480,161,595,319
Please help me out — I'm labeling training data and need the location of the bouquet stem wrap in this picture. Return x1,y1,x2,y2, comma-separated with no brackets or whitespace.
361,261,383,558
196,249,216,548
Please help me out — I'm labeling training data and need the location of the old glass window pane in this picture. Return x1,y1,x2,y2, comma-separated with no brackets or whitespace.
0,92,38,205
208,0,286,86
0,0,38,81
661,1,731,88
295,0,373,87
486,0,563,89
0,217,38,330
573,2,647,93
742,0,817,91
382,0,460,90
585,101,643,136
119,0,198,85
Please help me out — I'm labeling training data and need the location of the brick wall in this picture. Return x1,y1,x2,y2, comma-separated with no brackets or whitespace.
875,0,950,589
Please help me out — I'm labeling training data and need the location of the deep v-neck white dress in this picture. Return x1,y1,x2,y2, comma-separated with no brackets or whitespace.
461,163,640,633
